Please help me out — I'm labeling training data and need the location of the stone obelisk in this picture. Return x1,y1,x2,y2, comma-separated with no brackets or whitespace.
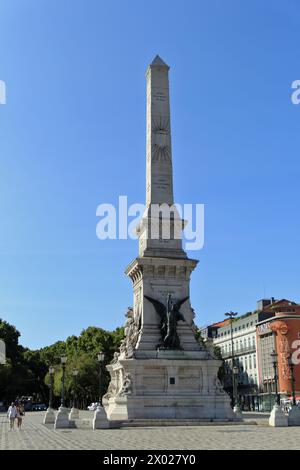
103,56,237,422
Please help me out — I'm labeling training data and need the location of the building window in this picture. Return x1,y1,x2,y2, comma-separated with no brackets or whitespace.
259,333,276,381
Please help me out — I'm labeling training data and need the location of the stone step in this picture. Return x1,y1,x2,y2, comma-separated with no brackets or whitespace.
117,418,256,427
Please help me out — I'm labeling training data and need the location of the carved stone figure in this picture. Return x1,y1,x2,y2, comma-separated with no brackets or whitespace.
120,373,132,396
110,352,119,364
144,294,188,349
119,307,140,358
102,381,117,401
213,376,226,395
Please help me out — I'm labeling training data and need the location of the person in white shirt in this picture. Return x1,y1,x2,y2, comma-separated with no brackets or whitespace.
7,402,17,430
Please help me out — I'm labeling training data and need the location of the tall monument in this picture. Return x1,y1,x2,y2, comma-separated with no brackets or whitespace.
103,56,236,422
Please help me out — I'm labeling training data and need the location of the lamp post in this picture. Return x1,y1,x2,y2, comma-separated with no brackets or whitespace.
60,355,67,407
97,352,105,405
93,351,109,429
72,369,79,408
269,349,288,427
287,354,300,425
54,355,69,429
49,366,55,409
225,311,242,419
270,350,280,406
233,365,239,408
69,368,79,421
288,356,296,407
43,365,55,424
268,378,272,411
225,311,238,407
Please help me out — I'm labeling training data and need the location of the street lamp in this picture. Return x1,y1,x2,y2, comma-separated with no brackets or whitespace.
268,349,289,427
72,369,79,408
287,355,300,425
69,368,80,421
49,366,55,409
97,352,105,406
43,365,55,424
54,355,70,428
225,311,238,407
270,350,280,406
60,355,67,408
93,351,108,429
233,365,240,410
288,356,296,407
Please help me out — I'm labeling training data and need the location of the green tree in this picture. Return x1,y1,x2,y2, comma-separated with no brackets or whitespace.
0,318,125,407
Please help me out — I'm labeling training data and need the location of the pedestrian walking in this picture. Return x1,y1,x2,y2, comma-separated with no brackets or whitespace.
7,402,17,430
16,403,25,429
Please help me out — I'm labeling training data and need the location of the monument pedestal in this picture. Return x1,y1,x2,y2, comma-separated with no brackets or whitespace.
233,405,243,420
104,355,237,422
93,405,110,429
269,404,288,427
69,407,79,420
54,406,70,429
43,407,56,424
288,405,300,426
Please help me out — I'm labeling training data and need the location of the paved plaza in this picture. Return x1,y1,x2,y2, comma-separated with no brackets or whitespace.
0,411,300,450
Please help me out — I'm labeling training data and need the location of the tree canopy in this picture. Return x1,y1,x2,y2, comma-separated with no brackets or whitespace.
0,318,124,407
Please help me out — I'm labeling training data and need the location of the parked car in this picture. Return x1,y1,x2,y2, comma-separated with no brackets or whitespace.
87,402,100,411
24,402,33,411
31,403,47,411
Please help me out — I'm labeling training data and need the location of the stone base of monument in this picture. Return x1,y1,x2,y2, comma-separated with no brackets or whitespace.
69,407,79,420
93,405,110,429
54,406,70,429
233,405,243,421
269,404,288,427
104,356,241,423
43,407,56,424
68,418,94,429
288,405,300,426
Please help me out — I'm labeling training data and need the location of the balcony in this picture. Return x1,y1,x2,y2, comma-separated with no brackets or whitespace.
221,345,256,359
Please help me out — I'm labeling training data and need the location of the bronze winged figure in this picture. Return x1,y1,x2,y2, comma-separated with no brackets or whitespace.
144,294,189,349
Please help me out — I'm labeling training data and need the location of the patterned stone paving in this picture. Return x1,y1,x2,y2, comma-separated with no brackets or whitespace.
1,411,299,450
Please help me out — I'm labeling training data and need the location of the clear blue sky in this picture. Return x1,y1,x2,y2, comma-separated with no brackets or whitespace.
0,0,299,349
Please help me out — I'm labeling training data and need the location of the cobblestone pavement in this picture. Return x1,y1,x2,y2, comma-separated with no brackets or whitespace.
0,412,299,450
